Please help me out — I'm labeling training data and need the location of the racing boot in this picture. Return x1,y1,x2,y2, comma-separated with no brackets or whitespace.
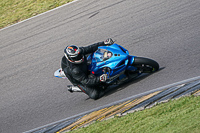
67,85,82,93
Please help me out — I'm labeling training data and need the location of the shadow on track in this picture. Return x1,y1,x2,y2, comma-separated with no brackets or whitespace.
102,67,165,98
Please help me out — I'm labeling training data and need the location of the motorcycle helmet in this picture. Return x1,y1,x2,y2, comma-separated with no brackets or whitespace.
64,45,84,64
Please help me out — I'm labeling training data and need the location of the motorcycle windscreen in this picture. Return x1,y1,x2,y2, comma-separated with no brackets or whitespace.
93,49,113,62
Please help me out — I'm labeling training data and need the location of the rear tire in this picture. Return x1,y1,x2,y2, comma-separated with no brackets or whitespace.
132,57,159,73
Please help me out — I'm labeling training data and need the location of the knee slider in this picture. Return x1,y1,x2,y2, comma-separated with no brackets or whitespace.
89,89,99,100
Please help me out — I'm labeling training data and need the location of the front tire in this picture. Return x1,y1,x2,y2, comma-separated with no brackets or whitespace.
133,57,159,73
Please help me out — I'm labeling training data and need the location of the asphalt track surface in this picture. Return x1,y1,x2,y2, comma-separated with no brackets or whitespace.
0,0,200,132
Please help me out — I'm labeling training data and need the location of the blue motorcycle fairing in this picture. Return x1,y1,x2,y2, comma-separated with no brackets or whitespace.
87,43,137,78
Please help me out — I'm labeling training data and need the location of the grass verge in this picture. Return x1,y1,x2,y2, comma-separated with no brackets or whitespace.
0,0,74,29
70,96,200,133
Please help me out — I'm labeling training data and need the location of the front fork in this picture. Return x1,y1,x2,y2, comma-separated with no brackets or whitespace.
127,56,138,72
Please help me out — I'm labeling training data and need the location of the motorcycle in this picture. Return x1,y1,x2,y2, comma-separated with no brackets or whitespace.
54,43,159,91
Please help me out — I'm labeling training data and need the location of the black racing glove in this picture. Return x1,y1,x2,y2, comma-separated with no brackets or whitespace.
104,38,114,45
99,74,108,82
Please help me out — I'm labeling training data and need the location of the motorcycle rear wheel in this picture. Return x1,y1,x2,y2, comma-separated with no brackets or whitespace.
133,57,159,73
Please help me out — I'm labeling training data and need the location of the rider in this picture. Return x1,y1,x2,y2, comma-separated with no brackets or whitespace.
61,38,114,100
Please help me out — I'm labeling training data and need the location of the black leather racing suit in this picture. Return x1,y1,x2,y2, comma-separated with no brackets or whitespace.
61,42,106,99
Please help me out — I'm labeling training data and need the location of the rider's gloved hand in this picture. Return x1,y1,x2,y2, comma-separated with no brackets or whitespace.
104,38,114,45
100,74,108,82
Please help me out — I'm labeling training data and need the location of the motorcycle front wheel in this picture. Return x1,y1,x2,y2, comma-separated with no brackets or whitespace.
132,57,159,73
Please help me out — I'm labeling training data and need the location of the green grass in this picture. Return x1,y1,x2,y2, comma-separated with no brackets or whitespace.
0,0,74,29
70,96,200,133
